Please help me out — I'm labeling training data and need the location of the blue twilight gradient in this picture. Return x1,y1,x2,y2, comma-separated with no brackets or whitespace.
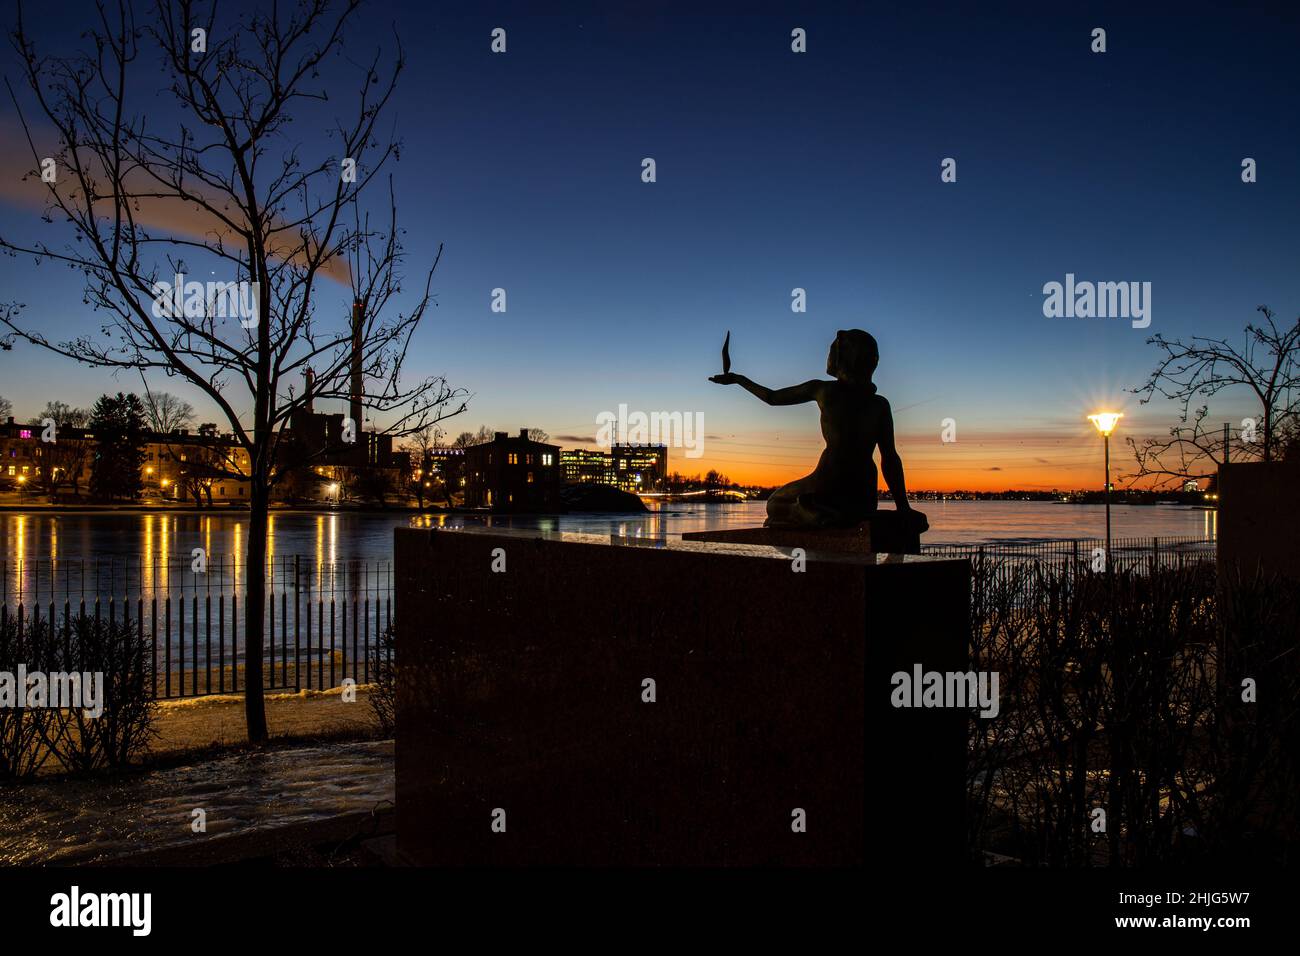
1,2,1298,486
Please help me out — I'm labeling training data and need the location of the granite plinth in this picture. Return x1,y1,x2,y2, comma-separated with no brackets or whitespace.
683,525,875,553
682,508,922,554
395,526,969,865
1218,460,1300,582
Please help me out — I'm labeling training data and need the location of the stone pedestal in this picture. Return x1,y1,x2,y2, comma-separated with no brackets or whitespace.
1218,460,1300,582
395,526,969,866
682,507,923,554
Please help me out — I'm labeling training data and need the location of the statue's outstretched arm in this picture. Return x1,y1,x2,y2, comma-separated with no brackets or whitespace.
709,374,820,406
878,399,913,510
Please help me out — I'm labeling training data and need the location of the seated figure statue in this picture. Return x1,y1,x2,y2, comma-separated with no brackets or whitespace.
709,329,929,535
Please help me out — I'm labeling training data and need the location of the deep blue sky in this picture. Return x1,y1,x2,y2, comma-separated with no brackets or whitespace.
2,1,1298,487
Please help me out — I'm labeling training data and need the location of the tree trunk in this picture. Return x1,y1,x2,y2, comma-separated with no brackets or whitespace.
243,476,270,743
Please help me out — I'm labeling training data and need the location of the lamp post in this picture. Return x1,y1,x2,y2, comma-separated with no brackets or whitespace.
1088,412,1123,567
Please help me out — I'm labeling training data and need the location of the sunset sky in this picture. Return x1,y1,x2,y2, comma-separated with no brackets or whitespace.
2,2,1297,490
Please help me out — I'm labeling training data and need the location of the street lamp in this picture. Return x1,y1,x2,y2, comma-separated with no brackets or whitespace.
1088,412,1123,567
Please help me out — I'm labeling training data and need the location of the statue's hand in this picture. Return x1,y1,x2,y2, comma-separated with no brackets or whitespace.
709,373,741,385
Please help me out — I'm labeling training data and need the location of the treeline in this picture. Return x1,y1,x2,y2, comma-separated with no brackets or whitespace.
664,469,735,493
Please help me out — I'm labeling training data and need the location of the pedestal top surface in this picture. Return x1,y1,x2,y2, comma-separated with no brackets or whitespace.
395,525,964,567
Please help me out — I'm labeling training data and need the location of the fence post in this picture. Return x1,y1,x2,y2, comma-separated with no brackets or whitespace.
219,558,226,695
294,555,301,692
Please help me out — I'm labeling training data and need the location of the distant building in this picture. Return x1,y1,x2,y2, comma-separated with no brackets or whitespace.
561,448,615,485
1,418,43,486
145,428,251,502
610,443,667,492
464,429,562,512
421,446,465,481
0,417,93,493
274,397,409,502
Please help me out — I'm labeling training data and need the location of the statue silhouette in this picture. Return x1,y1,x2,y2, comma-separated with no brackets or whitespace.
710,329,929,534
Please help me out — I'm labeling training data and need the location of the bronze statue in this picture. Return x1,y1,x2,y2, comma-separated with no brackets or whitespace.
710,329,928,534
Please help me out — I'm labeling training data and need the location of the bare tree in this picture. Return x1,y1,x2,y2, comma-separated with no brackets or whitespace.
30,401,90,428
1127,306,1300,490
452,425,494,449
402,423,439,509
0,395,11,419
29,401,91,496
1,0,466,741
141,391,194,434
526,427,549,443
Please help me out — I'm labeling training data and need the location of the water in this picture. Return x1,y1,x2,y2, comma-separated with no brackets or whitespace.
0,500,1216,568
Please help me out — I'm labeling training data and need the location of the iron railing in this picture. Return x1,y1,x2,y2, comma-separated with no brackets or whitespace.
922,535,1217,607
0,555,392,699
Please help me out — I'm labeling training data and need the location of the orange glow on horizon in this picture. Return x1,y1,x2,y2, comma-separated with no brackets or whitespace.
658,425,1145,492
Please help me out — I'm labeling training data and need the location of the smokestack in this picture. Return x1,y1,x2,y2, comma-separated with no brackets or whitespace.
304,367,315,414
350,299,364,431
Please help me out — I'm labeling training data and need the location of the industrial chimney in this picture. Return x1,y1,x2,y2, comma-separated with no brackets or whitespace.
350,299,364,432
304,367,315,414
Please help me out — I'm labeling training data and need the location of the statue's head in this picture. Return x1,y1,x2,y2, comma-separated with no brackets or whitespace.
827,329,878,383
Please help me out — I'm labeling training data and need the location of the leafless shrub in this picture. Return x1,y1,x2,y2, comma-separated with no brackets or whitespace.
368,621,396,737
968,560,1298,866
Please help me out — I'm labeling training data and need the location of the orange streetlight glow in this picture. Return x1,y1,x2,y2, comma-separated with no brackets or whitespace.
1088,412,1123,437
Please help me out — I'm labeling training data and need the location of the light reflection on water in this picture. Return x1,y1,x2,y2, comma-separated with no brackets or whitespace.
0,500,1214,587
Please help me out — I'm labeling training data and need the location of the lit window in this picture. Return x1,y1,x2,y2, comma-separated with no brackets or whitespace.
527,472,534,483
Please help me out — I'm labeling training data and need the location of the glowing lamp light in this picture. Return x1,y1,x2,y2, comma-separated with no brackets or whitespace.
1088,410,1123,563
1088,412,1123,437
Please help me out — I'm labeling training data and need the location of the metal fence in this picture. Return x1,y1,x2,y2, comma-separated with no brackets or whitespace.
0,556,392,699
921,535,1217,607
